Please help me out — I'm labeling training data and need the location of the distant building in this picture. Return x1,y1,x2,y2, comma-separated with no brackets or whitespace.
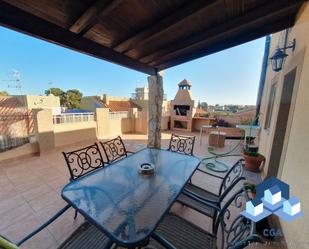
132,86,149,100
264,185,282,205
1,95,61,114
130,86,169,115
0,96,36,143
107,100,141,112
81,94,141,112
214,105,225,111
283,197,301,216
246,199,263,216
0,96,26,115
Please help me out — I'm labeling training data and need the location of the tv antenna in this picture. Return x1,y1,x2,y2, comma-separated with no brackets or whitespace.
47,81,53,95
1,69,23,94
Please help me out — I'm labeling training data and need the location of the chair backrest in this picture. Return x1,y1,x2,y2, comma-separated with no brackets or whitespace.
62,143,105,180
168,133,195,155
219,159,244,196
99,136,128,163
214,187,263,249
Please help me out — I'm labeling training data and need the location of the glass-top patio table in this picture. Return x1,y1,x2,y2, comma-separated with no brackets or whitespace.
62,148,200,248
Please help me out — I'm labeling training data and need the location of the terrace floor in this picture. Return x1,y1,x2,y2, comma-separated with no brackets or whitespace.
0,131,278,249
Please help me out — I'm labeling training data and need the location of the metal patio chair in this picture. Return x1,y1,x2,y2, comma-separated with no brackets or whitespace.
167,133,195,156
62,142,106,218
62,142,106,181
148,187,263,249
99,136,133,164
177,159,245,227
0,205,112,249
187,158,244,198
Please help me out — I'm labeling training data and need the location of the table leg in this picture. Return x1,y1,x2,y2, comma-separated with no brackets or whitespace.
199,127,203,145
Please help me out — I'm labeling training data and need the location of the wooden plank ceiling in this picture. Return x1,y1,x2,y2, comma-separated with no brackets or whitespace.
0,0,306,75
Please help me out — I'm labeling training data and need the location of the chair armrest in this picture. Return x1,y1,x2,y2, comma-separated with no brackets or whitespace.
182,184,219,204
152,232,178,249
181,191,221,211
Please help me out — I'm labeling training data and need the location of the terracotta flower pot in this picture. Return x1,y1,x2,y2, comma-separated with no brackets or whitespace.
243,153,265,172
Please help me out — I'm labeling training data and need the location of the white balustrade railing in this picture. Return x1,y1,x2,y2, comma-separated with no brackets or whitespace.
108,111,128,119
53,112,95,124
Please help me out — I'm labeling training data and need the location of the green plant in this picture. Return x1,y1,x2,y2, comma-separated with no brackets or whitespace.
244,182,256,194
45,87,83,109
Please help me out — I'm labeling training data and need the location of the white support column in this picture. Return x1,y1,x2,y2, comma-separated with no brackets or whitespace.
147,73,163,148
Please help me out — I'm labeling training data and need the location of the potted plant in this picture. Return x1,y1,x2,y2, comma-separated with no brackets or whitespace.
243,149,265,172
244,182,256,199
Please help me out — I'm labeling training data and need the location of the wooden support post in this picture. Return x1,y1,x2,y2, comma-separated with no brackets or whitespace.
147,73,163,148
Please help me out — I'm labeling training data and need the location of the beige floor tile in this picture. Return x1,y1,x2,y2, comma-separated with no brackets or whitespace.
14,179,47,193
7,173,42,187
47,176,69,190
0,203,34,231
21,184,53,202
2,215,58,249
0,177,9,187
0,195,25,216
28,190,62,212
0,181,18,200
34,199,71,224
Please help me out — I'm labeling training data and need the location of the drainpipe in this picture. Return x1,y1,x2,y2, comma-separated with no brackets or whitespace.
255,35,271,125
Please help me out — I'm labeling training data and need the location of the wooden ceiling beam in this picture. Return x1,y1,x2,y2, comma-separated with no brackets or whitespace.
141,1,303,66
69,0,123,35
112,0,218,54
0,1,156,75
157,16,296,70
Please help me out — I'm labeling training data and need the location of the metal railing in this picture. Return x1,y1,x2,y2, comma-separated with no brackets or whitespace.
53,112,95,124
0,135,30,152
108,111,128,119
0,112,35,151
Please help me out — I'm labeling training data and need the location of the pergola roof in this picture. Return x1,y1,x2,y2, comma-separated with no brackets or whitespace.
0,0,306,75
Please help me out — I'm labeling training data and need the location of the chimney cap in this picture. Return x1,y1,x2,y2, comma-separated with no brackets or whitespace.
178,79,192,87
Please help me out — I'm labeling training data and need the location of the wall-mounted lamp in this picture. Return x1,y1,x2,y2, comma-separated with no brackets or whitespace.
270,38,296,72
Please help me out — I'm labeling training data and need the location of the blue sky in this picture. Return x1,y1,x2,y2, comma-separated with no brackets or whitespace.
0,26,265,105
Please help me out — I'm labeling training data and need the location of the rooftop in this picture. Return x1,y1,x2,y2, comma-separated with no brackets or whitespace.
107,100,142,112
0,131,262,249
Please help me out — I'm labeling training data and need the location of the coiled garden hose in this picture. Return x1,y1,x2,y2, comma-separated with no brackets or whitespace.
201,115,259,173
200,115,259,173
200,139,243,173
